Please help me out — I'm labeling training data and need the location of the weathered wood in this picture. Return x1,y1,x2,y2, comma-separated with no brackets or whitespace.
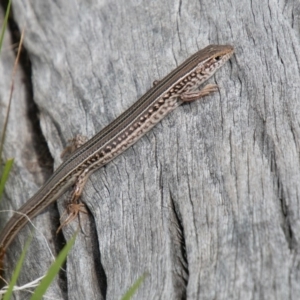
0,7,63,298
1,0,300,299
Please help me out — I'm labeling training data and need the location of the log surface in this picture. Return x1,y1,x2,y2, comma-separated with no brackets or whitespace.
0,0,300,299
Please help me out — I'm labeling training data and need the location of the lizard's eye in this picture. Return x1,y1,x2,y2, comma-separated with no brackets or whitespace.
215,56,221,61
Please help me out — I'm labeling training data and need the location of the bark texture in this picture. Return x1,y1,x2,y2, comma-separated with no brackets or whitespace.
0,0,300,299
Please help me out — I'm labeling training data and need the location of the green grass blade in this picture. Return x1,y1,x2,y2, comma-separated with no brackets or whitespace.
3,235,32,300
30,233,77,300
0,0,13,166
0,158,14,202
121,273,148,300
0,0,22,166
0,0,11,54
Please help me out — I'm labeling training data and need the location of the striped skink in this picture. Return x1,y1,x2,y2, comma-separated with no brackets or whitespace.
0,44,234,267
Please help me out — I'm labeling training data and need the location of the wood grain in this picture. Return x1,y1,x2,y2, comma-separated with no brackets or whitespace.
1,0,300,299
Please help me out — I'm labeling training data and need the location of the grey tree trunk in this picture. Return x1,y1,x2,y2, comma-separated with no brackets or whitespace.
0,0,300,299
